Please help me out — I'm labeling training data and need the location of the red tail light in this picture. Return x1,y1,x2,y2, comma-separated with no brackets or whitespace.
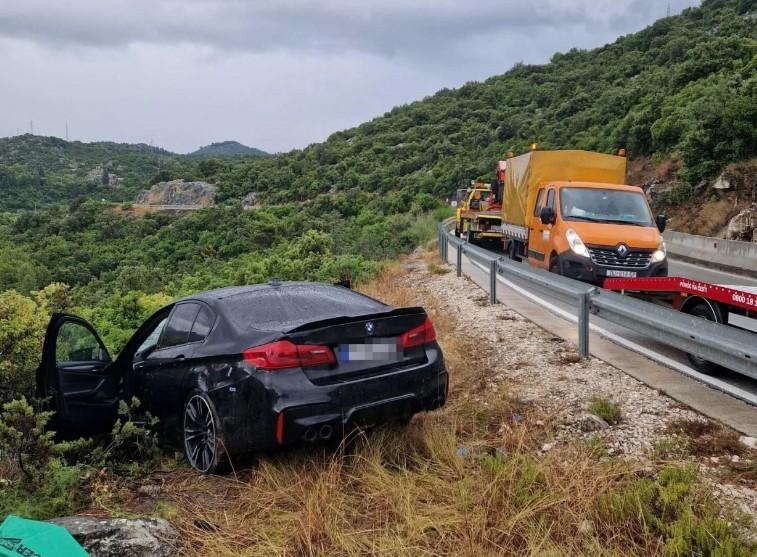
400,317,437,349
244,340,335,371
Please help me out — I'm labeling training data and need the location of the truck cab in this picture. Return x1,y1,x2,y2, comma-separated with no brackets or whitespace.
528,181,668,283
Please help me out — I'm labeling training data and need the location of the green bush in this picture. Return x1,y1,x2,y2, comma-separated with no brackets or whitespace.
588,397,622,425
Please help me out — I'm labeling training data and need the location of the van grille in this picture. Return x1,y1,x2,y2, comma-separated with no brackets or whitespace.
588,247,652,269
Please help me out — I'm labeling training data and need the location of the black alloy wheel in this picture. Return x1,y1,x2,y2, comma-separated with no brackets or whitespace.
183,392,223,473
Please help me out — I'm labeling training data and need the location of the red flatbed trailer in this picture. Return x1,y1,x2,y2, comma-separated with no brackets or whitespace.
603,276,757,372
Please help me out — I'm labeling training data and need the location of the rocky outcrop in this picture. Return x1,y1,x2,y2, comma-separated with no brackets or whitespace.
49,517,180,557
136,179,216,207
242,191,259,210
726,203,757,242
86,165,123,188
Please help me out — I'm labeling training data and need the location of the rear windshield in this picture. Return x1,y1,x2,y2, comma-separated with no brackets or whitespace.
221,285,389,331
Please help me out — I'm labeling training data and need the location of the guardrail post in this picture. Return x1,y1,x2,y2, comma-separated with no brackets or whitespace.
578,291,590,359
442,230,448,264
456,244,463,277
489,259,497,305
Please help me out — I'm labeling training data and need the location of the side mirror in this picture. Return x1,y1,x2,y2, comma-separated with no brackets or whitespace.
540,207,556,225
655,214,667,233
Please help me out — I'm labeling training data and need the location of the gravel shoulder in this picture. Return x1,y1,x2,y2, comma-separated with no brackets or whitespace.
401,248,757,519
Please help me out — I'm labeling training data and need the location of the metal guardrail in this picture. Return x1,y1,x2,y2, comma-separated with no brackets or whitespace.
438,222,757,380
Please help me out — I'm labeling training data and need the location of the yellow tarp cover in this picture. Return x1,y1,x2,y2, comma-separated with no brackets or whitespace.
502,150,627,227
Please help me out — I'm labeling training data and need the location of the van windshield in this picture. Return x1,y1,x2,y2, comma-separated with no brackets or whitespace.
560,187,654,226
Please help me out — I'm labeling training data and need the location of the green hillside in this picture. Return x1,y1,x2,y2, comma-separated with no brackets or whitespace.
0,135,187,209
189,140,268,157
212,0,755,203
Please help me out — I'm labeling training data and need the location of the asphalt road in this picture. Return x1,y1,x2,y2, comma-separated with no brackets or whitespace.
448,242,757,402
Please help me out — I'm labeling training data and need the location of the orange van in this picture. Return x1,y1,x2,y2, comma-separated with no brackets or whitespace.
502,150,668,284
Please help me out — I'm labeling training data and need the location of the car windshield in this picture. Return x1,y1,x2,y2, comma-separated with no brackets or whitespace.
560,187,653,226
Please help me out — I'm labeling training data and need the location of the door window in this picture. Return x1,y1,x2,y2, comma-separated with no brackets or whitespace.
533,189,545,216
56,322,111,365
135,317,168,358
546,189,556,210
159,303,201,348
188,306,215,343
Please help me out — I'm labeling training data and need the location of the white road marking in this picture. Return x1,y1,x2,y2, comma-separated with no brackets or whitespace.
466,256,757,406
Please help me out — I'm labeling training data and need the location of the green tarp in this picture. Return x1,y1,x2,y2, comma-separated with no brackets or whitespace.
0,515,88,557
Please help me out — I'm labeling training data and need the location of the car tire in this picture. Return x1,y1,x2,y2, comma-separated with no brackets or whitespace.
182,390,228,474
682,302,721,375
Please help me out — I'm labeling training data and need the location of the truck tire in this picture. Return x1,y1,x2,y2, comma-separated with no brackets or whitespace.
466,228,475,245
682,301,722,375
454,226,460,238
507,240,522,262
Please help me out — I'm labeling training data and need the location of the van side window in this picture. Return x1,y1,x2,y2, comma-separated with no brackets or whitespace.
546,189,556,210
533,189,545,216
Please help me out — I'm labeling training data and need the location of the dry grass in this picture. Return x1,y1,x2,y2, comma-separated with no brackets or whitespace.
108,253,754,556
665,419,745,458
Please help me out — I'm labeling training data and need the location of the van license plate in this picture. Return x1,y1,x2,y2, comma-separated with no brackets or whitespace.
606,270,637,278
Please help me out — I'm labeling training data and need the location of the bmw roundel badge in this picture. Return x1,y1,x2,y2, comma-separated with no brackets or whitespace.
365,321,375,335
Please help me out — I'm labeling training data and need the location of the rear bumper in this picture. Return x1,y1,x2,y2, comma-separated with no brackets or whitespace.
211,345,447,454
555,251,668,285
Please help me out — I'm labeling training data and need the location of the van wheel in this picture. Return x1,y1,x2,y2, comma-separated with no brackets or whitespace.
682,302,721,375
183,391,228,474
549,254,561,275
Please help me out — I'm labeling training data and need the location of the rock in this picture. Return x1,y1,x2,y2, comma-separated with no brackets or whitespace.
241,191,259,210
328,184,338,194
137,483,161,497
712,174,732,190
725,204,757,241
49,516,180,557
577,413,610,432
86,165,123,188
739,435,757,449
540,442,555,453
731,455,740,463
693,179,708,196
136,180,216,207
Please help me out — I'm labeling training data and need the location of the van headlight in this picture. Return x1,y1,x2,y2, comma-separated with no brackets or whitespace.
566,228,590,258
651,239,666,263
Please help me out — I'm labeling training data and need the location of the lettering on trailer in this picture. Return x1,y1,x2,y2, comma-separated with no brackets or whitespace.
678,279,709,294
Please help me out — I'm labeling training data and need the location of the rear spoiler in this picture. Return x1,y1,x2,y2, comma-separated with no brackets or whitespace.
285,306,426,333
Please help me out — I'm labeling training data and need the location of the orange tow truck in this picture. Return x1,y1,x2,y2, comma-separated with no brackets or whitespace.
453,160,508,245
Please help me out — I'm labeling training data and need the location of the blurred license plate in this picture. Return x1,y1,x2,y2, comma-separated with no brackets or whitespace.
339,339,400,362
606,270,637,278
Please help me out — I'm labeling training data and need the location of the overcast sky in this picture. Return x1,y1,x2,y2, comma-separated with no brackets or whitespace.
0,0,699,154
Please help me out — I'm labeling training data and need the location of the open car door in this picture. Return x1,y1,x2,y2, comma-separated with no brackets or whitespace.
37,313,119,436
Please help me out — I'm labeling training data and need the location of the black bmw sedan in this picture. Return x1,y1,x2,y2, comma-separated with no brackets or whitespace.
37,282,448,473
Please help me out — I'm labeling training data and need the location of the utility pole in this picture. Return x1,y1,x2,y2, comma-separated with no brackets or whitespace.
65,122,69,141
667,3,671,17
30,120,34,135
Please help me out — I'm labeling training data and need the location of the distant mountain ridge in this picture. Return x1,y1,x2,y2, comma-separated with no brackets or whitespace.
189,141,268,157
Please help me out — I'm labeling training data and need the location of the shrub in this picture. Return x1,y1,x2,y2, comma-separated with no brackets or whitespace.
589,397,622,425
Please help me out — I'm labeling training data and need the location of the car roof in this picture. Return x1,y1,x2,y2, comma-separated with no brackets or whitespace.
176,282,390,332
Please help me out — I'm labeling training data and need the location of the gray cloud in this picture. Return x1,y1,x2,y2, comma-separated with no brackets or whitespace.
0,1,700,153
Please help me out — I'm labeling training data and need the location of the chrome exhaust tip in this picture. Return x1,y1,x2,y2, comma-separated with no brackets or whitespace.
303,427,318,442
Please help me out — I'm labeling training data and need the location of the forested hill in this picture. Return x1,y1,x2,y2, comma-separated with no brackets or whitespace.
189,141,268,157
1,0,754,211
213,0,755,204
0,135,182,209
